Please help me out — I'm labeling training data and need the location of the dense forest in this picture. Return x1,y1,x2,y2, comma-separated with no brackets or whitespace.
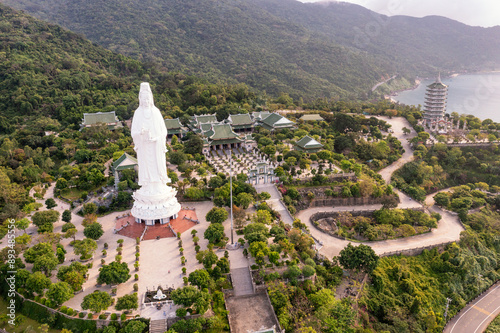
0,3,259,130
2,0,500,101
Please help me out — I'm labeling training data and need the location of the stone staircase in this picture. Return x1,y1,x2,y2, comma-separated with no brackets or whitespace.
149,319,166,333
231,267,254,297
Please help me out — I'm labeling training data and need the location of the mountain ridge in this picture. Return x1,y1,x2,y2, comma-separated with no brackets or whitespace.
2,0,499,100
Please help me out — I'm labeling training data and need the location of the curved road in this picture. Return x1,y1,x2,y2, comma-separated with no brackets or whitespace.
444,282,500,333
292,116,465,257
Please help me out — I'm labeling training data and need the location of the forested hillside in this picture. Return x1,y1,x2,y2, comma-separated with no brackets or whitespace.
0,0,393,99
0,4,258,131
2,0,500,101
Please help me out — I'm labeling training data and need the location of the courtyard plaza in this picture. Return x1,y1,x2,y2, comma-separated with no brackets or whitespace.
17,183,248,320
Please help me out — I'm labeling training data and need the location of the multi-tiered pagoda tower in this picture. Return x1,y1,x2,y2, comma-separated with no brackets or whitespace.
423,74,448,126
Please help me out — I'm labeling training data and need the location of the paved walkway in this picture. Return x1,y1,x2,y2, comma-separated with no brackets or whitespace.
444,282,500,333
255,184,294,225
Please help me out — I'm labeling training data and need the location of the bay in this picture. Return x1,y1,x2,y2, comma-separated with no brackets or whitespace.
392,73,500,122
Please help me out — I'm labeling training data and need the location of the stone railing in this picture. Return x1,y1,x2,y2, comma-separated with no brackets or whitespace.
378,240,455,257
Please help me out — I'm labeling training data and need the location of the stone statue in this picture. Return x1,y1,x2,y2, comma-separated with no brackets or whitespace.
131,82,170,194
130,83,181,225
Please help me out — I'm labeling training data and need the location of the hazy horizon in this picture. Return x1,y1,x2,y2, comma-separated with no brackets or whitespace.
298,0,500,28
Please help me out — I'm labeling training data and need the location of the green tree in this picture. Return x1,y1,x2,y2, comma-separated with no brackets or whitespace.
57,262,88,291
188,269,211,289
204,223,225,244
206,207,228,224
339,243,379,273
33,254,59,276
46,282,74,305
115,293,138,310
170,151,187,165
45,198,57,209
302,265,316,277
24,243,53,263
202,251,219,270
97,261,131,285
83,223,104,240
236,192,253,209
25,271,51,295
208,176,224,189
82,203,98,215
433,192,450,207
258,192,271,200
184,134,204,155
15,218,30,234
64,228,77,241
122,320,146,333
253,209,273,224
73,238,97,260
61,223,76,232
216,257,230,273
62,210,72,223
171,286,211,314
81,291,112,313
32,210,60,230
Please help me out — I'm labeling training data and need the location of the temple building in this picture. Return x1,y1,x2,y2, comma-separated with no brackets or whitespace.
202,123,244,150
188,114,218,132
423,74,448,125
258,113,295,131
294,135,324,153
112,153,138,190
164,118,188,139
299,114,324,122
81,111,122,130
227,114,254,133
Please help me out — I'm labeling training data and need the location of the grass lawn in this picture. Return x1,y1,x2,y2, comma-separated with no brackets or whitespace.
60,188,85,201
0,296,60,333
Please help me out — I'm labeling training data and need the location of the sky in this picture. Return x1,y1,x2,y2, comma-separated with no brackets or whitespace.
298,0,500,27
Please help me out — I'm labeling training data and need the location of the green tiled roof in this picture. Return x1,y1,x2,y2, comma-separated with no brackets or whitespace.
164,118,182,129
112,153,138,171
193,114,217,125
83,111,119,126
252,111,271,120
209,124,241,141
229,114,253,125
261,113,294,128
295,136,323,149
300,114,324,121
200,123,213,132
427,82,447,89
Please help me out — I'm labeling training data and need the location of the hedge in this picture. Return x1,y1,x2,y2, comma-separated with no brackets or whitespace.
21,300,97,333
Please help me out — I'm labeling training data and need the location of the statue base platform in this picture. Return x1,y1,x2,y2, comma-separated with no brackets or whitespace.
131,186,181,226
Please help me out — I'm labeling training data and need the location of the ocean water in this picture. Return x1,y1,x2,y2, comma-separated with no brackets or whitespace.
393,73,500,122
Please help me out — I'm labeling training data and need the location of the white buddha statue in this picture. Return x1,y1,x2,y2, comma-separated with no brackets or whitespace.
131,82,170,195
130,83,181,225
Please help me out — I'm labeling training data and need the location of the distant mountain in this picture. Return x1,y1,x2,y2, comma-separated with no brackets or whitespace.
252,0,500,74
3,0,500,100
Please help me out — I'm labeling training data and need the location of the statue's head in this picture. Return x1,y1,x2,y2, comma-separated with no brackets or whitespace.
139,82,154,108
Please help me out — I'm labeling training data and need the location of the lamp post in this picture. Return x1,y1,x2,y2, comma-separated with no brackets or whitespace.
230,150,234,245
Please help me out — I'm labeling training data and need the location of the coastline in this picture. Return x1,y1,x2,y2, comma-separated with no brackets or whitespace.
387,70,500,100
